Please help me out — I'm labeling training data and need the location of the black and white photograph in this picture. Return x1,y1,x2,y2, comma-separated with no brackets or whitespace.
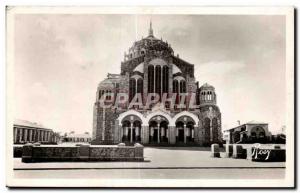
5,6,294,188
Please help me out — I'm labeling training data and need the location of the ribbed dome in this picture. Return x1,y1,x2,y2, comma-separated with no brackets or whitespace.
200,83,215,89
125,21,174,60
129,36,173,54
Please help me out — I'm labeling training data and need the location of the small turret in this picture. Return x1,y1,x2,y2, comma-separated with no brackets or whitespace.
199,83,217,106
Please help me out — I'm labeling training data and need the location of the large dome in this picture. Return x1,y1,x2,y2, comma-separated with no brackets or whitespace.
124,21,174,61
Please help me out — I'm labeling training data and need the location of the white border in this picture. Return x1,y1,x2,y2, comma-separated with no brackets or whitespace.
5,6,295,188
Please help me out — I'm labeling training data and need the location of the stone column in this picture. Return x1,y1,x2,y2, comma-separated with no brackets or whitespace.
167,127,169,143
141,126,149,144
120,125,123,142
29,130,32,142
48,131,50,142
37,130,40,142
19,128,23,142
169,126,176,144
24,129,28,143
41,131,44,142
157,123,160,144
14,128,17,144
130,122,133,143
45,131,48,142
44,131,47,142
33,130,37,142
184,124,187,144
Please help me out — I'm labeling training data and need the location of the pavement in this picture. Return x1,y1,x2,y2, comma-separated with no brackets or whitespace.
14,147,285,170
13,147,286,180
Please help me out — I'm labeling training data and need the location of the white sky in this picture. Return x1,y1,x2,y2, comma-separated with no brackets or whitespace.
13,14,286,134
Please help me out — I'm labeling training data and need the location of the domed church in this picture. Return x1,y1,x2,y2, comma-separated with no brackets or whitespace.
92,22,222,146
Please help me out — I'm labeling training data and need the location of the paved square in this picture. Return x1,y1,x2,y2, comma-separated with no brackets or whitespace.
13,147,285,179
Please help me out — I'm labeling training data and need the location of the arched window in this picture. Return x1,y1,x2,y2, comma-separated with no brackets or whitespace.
173,80,179,105
98,90,102,100
163,66,169,94
148,65,154,93
173,80,179,93
181,80,186,93
155,65,161,95
137,78,143,95
129,78,136,102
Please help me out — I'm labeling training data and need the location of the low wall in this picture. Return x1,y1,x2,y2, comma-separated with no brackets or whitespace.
248,147,286,162
14,146,23,158
22,143,144,163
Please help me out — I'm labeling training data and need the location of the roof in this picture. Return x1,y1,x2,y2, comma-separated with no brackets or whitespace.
200,83,214,89
172,64,182,74
66,133,91,138
245,120,268,125
14,119,51,130
224,120,268,131
133,62,144,73
98,76,121,88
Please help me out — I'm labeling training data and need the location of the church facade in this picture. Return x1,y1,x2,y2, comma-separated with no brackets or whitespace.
92,23,222,146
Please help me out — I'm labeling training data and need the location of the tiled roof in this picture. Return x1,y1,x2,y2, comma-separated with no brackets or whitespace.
14,119,50,130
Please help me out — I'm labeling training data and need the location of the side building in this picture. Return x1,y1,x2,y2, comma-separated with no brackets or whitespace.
13,119,60,144
223,121,272,144
62,131,92,143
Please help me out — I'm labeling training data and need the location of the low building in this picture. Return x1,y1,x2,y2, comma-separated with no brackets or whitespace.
223,121,272,144
63,132,91,143
13,119,60,144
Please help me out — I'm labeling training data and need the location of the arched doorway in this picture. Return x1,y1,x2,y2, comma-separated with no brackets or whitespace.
176,121,184,143
122,120,130,142
121,115,142,144
186,121,195,143
149,120,157,143
133,120,141,142
250,127,266,143
148,115,169,144
160,121,169,143
175,115,196,144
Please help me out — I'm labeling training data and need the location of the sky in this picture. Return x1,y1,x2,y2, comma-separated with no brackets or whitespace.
13,14,286,134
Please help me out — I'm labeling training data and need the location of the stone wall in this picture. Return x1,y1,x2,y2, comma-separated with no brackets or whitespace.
92,106,120,145
22,143,144,163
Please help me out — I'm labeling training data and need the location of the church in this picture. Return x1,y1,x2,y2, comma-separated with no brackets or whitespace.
92,22,222,146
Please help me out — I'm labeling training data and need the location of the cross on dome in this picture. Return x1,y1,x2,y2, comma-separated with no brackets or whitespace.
148,20,154,37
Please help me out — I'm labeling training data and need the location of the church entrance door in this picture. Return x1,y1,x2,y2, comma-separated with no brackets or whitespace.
178,129,184,142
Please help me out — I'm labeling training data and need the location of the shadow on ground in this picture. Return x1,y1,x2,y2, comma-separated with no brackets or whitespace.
145,146,225,152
